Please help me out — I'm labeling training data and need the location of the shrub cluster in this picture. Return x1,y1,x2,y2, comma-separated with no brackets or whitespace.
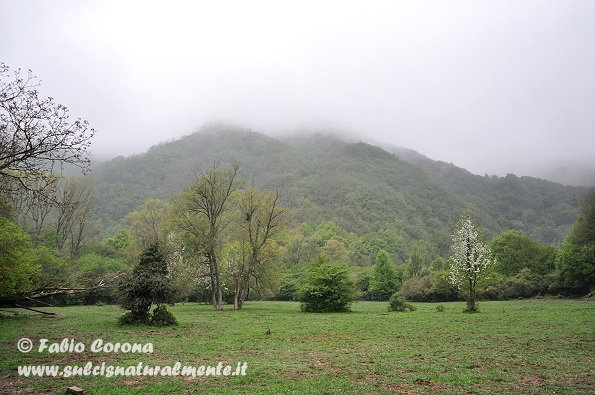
388,292,416,312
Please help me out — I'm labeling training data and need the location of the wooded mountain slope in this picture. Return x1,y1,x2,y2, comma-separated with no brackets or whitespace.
91,126,586,259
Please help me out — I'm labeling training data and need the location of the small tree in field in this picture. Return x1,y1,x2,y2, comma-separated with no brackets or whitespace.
119,245,176,326
369,250,399,300
297,255,358,313
449,213,494,312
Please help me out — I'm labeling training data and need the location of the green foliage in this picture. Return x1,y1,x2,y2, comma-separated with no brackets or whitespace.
556,188,595,295
297,255,358,312
355,272,372,300
388,292,416,311
400,275,432,302
501,268,551,299
106,230,131,250
556,229,595,295
399,270,460,302
429,270,460,301
368,250,400,300
490,230,556,276
73,253,128,304
32,247,69,289
149,304,178,326
90,128,586,270
0,197,14,219
0,217,39,299
404,248,425,278
276,272,301,301
118,245,176,325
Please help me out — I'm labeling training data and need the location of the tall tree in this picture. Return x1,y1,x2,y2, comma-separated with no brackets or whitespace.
449,213,494,312
556,188,595,295
126,198,170,253
0,64,94,201
230,187,285,309
11,178,56,245
405,248,424,278
54,178,97,259
172,162,242,311
369,250,399,300
0,216,39,300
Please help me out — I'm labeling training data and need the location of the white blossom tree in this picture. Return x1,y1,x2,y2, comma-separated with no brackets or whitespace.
449,213,494,312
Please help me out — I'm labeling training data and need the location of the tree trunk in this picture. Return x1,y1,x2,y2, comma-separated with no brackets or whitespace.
466,277,476,312
233,278,241,310
213,254,223,311
207,253,218,310
238,262,253,309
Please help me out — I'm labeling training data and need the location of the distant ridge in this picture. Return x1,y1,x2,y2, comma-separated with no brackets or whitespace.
91,126,587,258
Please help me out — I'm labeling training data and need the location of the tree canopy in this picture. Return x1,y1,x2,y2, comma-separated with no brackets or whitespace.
0,63,95,200
556,188,595,294
449,213,495,312
0,216,39,299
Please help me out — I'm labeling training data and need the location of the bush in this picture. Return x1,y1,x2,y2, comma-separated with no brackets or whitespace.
118,245,176,325
400,272,459,302
388,292,416,312
118,311,142,326
276,273,300,301
297,256,358,313
355,273,372,301
400,275,432,302
150,305,178,326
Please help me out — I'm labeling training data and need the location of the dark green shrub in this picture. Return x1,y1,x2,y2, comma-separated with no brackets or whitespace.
388,292,416,312
355,273,372,301
276,273,300,301
150,305,178,326
297,256,358,313
118,311,142,326
118,245,176,325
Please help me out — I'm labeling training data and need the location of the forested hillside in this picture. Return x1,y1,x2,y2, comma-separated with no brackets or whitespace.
91,125,586,263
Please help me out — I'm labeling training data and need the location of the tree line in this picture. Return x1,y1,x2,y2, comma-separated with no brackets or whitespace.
1,63,594,319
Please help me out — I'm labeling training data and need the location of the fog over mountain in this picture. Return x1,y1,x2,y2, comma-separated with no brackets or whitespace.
2,1,594,185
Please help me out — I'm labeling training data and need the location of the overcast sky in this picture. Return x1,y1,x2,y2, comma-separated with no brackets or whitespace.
2,0,594,182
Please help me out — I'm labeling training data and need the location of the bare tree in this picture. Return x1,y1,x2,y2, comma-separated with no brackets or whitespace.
0,63,94,201
10,178,56,243
54,178,97,259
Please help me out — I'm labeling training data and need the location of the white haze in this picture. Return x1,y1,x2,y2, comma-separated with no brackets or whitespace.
1,0,594,184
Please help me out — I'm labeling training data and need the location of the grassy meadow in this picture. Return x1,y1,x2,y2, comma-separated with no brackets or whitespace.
0,299,593,394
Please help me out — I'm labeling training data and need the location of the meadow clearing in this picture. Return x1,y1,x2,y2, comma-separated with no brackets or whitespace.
1,299,593,394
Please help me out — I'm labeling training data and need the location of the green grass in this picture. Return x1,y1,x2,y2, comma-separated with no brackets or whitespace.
1,299,594,394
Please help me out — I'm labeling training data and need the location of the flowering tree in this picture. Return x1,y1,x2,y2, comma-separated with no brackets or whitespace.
449,213,494,312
